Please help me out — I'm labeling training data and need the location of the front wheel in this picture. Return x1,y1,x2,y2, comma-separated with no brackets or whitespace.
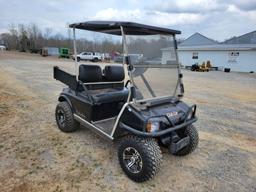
173,125,199,156
118,135,162,182
55,101,79,132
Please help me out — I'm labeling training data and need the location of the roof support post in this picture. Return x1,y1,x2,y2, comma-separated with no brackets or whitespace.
173,35,184,97
120,26,128,56
73,28,78,81
120,26,136,102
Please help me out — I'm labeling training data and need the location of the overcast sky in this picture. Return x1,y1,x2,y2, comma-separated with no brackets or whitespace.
0,0,255,41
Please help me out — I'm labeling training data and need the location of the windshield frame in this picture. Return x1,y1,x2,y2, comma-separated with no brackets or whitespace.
121,26,183,103
71,25,183,105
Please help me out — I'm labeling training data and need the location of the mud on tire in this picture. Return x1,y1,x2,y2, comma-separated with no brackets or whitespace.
55,101,79,132
118,135,162,182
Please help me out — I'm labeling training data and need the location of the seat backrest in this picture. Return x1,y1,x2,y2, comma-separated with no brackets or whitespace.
103,65,124,81
78,64,125,90
79,64,102,83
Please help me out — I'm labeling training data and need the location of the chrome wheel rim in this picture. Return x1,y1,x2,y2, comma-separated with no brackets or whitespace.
123,147,143,174
57,109,65,127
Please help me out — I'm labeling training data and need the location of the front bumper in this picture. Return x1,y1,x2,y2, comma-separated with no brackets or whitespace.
170,136,190,154
119,117,197,137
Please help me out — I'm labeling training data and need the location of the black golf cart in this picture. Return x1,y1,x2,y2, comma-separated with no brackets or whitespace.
53,21,199,182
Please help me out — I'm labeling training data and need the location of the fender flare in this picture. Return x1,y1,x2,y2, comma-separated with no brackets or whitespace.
58,95,75,112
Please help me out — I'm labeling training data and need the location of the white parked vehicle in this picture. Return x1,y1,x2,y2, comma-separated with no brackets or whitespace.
0,45,6,51
73,52,102,62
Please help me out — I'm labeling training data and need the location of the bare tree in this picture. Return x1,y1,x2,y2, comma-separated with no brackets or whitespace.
8,24,19,49
44,27,52,40
18,24,29,52
27,23,42,51
0,23,123,54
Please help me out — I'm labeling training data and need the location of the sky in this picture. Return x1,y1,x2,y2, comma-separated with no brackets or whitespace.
0,0,256,41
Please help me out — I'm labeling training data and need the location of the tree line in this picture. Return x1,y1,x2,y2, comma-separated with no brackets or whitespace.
0,23,184,55
0,23,122,53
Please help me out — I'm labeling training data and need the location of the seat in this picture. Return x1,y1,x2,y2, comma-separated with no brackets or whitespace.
103,65,125,81
89,87,129,104
78,64,129,104
79,64,102,82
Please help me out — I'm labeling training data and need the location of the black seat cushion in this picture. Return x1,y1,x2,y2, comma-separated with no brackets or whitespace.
79,64,102,82
78,64,128,104
104,65,124,81
89,87,129,104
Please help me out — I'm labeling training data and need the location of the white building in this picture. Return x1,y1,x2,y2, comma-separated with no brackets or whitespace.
161,47,177,64
162,31,256,72
0,45,6,51
42,47,59,56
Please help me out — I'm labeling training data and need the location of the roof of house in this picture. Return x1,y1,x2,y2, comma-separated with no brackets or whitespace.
69,21,181,36
179,32,218,46
178,44,256,51
223,30,256,44
176,31,256,51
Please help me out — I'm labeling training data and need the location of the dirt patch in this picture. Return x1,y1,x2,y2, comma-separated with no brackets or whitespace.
0,51,256,192
200,131,256,153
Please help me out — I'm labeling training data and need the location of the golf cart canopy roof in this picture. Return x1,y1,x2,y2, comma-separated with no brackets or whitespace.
69,21,181,36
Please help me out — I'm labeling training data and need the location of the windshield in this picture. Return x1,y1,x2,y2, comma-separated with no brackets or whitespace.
126,34,179,101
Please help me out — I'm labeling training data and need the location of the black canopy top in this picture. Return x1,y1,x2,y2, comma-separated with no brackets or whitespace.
69,21,181,36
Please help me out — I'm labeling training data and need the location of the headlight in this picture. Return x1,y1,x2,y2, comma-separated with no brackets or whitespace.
146,121,160,133
187,111,193,120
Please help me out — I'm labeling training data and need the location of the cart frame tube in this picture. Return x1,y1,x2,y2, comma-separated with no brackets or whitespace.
120,28,183,103
173,35,184,97
73,28,78,81
119,117,197,137
120,26,136,103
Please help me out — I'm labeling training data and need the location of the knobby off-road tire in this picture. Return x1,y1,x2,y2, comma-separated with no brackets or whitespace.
174,125,199,156
55,101,79,132
118,135,162,182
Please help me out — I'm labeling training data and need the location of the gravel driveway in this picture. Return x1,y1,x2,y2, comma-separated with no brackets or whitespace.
0,51,255,192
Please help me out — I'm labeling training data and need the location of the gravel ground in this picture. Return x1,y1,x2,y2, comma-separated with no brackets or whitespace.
0,51,256,192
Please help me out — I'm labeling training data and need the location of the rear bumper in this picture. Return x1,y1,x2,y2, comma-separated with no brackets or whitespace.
119,117,197,137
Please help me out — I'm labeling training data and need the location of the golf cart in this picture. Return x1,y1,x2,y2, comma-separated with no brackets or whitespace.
53,21,199,182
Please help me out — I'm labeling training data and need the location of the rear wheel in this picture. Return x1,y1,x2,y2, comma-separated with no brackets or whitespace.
77,57,80,62
173,125,199,156
55,101,79,132
118,135,162,182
